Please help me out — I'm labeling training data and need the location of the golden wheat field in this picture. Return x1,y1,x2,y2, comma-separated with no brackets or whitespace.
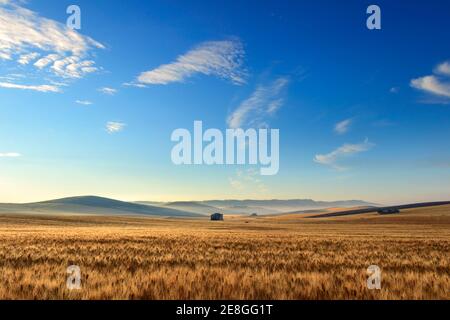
0,205,449,300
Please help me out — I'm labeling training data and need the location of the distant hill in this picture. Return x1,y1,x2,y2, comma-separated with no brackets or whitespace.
138,199,377,215
0,196,201,217
218,205,282,215
202,199,376,208
158,201,282,215
309,201,450,218
201,199,376,214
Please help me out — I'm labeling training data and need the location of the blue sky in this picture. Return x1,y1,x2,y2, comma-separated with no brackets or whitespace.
0,0,450,204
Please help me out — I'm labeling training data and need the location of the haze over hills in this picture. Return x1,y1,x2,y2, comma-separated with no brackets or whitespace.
136,201,280,215
0,196,201,217
138,199,378,215
0,196,378,217
2,196,449,218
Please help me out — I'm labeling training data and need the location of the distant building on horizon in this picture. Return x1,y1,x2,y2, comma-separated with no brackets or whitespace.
211,213,224,221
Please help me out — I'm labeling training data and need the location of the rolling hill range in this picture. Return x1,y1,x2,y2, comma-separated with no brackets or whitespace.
0,196,448,221
138,199,377,215
0,196,201,217
0,196,377,217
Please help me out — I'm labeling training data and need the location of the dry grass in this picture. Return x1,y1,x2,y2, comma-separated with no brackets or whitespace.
0,205,449,300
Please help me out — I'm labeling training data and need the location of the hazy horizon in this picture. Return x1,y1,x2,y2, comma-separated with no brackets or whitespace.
4,193,450,208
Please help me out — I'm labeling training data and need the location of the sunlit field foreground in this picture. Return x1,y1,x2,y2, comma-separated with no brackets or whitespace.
0,205,449,300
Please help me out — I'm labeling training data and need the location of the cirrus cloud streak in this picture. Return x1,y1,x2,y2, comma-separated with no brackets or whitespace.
334,118,352,135
0,152,21,157
136,39,246,86
314,138,374,171
411,61,450,99
106,122,126,134
0,81,60,92
227,77,289,129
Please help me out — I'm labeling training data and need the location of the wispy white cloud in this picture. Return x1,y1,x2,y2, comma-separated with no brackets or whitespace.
314,138,374,170
98,87,117,95
75,100,92,105
18,52,39,65
334,118,352,135
106,121,125,134
0,73,24,81
50,56,98,79
390,87,399,93
0,152,21,157
434,61,450,76
135,39,246,86
0,1,103,81
0,81,60,92
123,82,146,88
229,169,268,193
411,61,450,99
228,177,244,191
411,75,450,98
0,51,11,59
227,77,289,129
34,54,60,69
